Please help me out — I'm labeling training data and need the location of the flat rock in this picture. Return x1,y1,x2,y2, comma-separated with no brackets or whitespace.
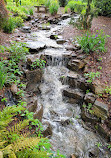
21,26,31,33
61,14,70,20
84,93,96,104
67,59,86,71
56,39,66,44
33,104,43,121
63,88,84,101
92,100,108,120
42,122,52,137
26,41,46,52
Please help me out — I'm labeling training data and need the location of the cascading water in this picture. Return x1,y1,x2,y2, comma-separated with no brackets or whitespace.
25,16,110,158
37,57,109,157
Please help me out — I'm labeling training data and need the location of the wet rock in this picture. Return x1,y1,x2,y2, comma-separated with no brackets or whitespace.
25,69,42,83
25,69,42,92
60,118,70,126
63,88,84,101
26,41,46,52
21,26,31,33
84,93,96,104
56,39,66,44
93,80,106,94
38,25,51,30
30,20,35,24
97,124,110,141
15,38,21,42
42,122,52,137
81,107,99,123
67,59,86,71
61,14,70,20
34,18,39,22
11,84,18,95
27,99,37,112
92,100,108,120
33,104,43,121
65,45,76,51
26,15,31,21
50,34,58,40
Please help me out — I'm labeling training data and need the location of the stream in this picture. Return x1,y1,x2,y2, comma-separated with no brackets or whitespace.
24,16,110,158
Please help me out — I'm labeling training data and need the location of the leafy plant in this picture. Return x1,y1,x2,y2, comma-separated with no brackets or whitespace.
0,61,7,89
29,8,34,15
2,16,15,33
77,30,109,54
84,71,101,83
65,0,87,13
14,16,24,27
49,0,59,15
104,86,111,95
94,0,111,16
31,59,46,70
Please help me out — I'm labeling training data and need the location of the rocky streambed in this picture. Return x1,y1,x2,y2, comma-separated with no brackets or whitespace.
8,13,111,157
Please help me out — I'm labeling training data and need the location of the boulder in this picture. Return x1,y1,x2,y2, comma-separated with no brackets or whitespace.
92,80,106,94
56,39,66,44
63,88,84,101
25,69,42,92
26,41,46,52
21,26,31,33
84,93,96,104
33,104,43,121
42,122,52,137
92,100,108,120
67,59,86,71
65,45,76,51
97,124,110,141
81,107,99,123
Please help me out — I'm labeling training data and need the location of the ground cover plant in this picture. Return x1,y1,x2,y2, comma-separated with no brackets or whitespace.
77,30,109,54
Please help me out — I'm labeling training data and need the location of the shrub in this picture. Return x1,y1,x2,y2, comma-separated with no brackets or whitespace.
77,30,109,54
49,0,59,15
2,16,15,33
65,0,86,13
94,0,111,16
29,8,34,15
14,16,23,27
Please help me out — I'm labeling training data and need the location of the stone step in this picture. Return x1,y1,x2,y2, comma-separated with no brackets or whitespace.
67,59,86,71
63,88,84,102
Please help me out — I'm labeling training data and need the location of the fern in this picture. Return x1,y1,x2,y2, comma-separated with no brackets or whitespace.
0,105,25,130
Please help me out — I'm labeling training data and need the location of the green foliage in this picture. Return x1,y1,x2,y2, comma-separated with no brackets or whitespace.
94,0,111,16
104,86,111,95
2,16,15,33
68,0,97,30
44,0,51,7
14,16,24,27
0,61,7,89
49,0,59,15
29,8,34,15
77,30,109,53
65,0,87,13
83,103,93,114
84,71,101,83
0,42,29,85
31,59,46,70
